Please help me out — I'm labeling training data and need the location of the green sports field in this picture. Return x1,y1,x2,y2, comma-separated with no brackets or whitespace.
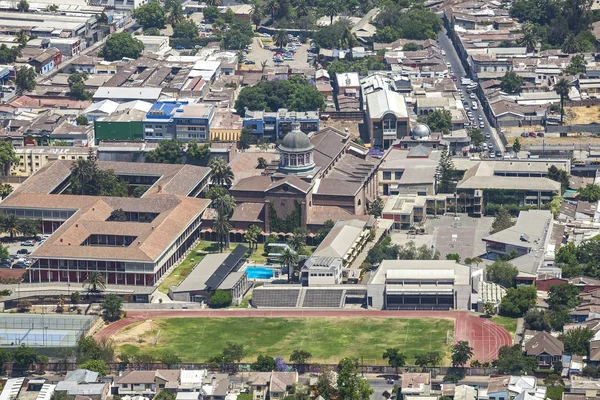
116,317,454,364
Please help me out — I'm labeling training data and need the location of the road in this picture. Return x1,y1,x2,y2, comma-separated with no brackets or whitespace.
437,27,505,155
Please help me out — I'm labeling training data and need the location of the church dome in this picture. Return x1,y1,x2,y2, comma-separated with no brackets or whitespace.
279,122,314,153
411,123,431,138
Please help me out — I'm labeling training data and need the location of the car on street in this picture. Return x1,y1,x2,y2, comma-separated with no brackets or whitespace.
479,121,485,128
472,103,478,111
469,93,476,99
244,60,256,65
21,240,35,246
463,101,469,107
521,132,528,137
489,152,496,158
17,249,29,255
12,262,25,268
478,115,483,121
0,261,10,268
441,50,446,56
485,133,491,138
528,132,537,137
467,111,473,118
537,132,545,137
247,44,252,50
446,62,451,68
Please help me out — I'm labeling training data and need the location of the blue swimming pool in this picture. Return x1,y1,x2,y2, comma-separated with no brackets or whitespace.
246,266,275,279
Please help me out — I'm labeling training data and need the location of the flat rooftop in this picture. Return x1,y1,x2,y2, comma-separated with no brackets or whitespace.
369,259,471,285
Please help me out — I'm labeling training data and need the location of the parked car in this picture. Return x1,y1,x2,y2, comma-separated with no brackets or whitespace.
521,132,528,137
244,60,256,65
528,132,537,137
21,240,35,246
489,152,496,158
469,93,476,99
479,121,485,128
0,262,10,268
441,50,446,56
12,262,25,268
478,115,483,121
485,133,491,139
537,132,545,137
17,249,29,255
467,111,473,118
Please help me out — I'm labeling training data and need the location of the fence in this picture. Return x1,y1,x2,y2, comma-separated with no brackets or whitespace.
546,124,600,134
1,361,500,377
0,176,28,184
0,314,97,348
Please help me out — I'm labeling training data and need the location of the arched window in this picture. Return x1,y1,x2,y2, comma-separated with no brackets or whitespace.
298,154,304,165
283,154,289,166
290,154,297,166
358,199,362,206
306,153,311,164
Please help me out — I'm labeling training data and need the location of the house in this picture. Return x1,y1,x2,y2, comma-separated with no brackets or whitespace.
524,331,564,368
242,109,320,140
486,376,546,400
55,369,109,400
246,372,298,400
365,89,410,149
401,373,431,396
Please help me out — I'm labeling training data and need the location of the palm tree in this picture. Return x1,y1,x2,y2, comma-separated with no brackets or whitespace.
554,78,570,125
2,214,20,239
250,2,265,29
287,228,306,252
279,247,298,283
212,193,236,219
84,271,106,301
209,158,235,187
167,1,184,25
341,26,356,59
213,215,231,252
562,34,582,54
204,0,221,5
294,0,310,17
264,0,278,23
71,158,94,195
517,23,537,53
274,29,289,49
324,0,340,25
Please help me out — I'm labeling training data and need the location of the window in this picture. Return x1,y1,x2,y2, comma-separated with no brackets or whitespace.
306,153,311,163
395,171,403,180
298,154,304,165
290,154,297,166
383,171,392,180
383,119,396,130
62,271,68,278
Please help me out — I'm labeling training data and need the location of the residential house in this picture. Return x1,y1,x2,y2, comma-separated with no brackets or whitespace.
55,370,109,400
246,372,298,400
401,373,431,396
524,331,564,368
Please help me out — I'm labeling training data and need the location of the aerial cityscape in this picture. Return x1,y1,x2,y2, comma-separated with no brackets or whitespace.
0,0,599,398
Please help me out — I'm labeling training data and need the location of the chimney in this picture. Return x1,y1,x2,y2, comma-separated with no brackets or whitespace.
158,185,162,193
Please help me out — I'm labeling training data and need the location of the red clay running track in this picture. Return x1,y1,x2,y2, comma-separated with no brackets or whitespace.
96,310,512,363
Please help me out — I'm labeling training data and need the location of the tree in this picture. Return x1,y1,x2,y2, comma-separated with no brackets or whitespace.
17,0,29,11
76,116,89,126
0,44,21,64
517,23,538,52
0,183,12,199
369,197,384,218
486,260,518,288
250,2,265,28
101,294,123,322
274,29,289,49
566,54,587,75
548,283,580,311
257,157,268,169
100,33,144,61
186,140,211,166
500,71,524,94
222,342,244,363
0,141,18,176
551,309,572,332
159,351,181,368
244,224,262,250
210,157,234,187
206,185,229,201
165,0,184,26
0,348,11,372
316,366,338,399
562,33,582,53
223,18,254,50
13,345,38,369
290,349,312,364
84,271,106,294
15,66,36,94
68,73,91,100
279,247,298,282
154,392,176,400
446,253,461,263
77,336,115,363
240,127,253,150
337,358,374,400
483,302,494,316
451,341,474,367
493,344,538,374
499,285,537,317
414,351,441,367
203,5,220,21
210,289,232,308
172,20,199,40
287,227,307,252
71,291,80,306
133,1,165,29
2,214,21,239
324,0,341,24
316,219,335,243
213,215,232,253
437,147,456,193
468,128,484,147
252,355,277,371
491,207,515,234
80,359,108,376
559,327,594,355
554,78,570,125
548,165,570,193
382,348,406,373
578,184,600,202
18,218,40,237
513,137,521,154
524,309,551,331
146,139,185,164
425,109,452,134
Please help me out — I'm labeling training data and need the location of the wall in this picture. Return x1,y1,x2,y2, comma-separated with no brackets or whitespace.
94,121,144,142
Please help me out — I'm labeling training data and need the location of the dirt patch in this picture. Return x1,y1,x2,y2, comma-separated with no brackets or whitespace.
320,119,362,140
565,106,600,124
114,320,155,346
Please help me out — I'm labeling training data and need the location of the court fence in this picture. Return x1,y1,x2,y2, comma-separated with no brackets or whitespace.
0,314,97,348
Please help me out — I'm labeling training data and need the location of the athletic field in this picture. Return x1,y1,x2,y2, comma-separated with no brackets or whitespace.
116,317,454,364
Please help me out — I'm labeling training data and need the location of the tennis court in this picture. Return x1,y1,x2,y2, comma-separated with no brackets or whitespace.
0,314,96,348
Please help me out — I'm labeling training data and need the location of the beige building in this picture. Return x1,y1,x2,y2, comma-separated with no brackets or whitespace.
11,146,89,176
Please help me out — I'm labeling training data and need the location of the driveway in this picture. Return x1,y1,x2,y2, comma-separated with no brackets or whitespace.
244,37,311,69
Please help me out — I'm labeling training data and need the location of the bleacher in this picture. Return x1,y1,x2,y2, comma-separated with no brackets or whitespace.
302,289,345,308
252,288,301,308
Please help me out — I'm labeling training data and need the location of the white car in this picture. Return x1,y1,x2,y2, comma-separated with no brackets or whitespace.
442,50,446,56
478,115,483,121
472,103,478,110
446,62,452,68
467,111,473,118
469,93,476,99
479,121,485,128
247,44,252,50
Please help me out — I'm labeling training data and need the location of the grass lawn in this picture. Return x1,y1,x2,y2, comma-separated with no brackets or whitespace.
117,317,454,364
492,316,518,338
246,244,317,265
157,241,220,294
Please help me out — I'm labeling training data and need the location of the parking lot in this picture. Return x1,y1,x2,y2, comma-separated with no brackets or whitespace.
1,236,48,270
244,36,312,69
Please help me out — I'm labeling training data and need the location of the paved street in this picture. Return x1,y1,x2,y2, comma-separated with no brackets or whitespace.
437,27,505,154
